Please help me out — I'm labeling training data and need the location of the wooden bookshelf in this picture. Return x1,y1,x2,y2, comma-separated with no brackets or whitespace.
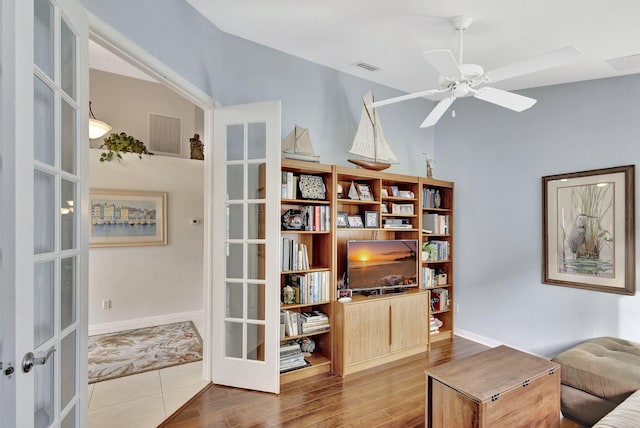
279,160,455,380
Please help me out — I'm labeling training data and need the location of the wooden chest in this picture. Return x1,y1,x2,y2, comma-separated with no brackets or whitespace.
425,345,560,428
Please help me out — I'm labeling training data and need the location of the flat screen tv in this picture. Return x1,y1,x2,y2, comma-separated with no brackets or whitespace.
346,239,419,292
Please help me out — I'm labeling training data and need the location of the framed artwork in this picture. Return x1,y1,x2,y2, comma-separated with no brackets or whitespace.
542,165,635,295
357,183,373,201
398,190,414,199
391,203,414,215
336,211,349,228
347,215,364,228
390,186,399,197
381,188,388,197
365,210,378,228
381,204,389,214
90,189,167,247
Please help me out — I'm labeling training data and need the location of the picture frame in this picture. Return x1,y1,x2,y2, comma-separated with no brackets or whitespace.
365,210,379,228
381,204,389,214
338,288,353,299
390,185,399,197
357,183,373,201
347,215,364,228
542,165,635,295
90,189,167,247
398,190,414,199
336,211,349,228
380,188,388,197
391,203,414,215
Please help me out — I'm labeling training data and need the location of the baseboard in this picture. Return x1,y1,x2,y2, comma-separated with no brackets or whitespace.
89,310,203,336
454,328,503,348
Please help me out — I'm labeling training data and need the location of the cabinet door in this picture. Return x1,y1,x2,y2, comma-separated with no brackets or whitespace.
343,300,390,364
390,294,428,352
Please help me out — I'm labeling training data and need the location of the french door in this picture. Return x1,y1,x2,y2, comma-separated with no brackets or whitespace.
1,0,89,427
212,101,281,393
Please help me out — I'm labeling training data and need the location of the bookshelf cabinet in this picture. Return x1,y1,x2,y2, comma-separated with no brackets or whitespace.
421,178,455,342
280,160,334,382
278,159,455,380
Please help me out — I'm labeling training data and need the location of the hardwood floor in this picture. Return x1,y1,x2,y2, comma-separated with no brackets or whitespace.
160,336,584,427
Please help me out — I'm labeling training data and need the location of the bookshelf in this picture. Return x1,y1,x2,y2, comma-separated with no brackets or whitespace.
420,177,455,342
279,159,334,383
278,160,455,380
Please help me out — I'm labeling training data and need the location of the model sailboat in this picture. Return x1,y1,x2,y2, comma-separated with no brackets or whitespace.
348,90,398,171
282,125,320,162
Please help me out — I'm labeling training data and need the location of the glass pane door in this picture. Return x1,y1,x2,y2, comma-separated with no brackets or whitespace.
212,102,280,393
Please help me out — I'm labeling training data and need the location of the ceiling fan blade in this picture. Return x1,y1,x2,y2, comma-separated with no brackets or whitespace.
369,88,447,108
473,87,537,112
423,50,462,80
484,46,582,83
420,97,455,128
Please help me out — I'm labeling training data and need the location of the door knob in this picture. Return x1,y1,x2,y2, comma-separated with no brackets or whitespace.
22,348,55,373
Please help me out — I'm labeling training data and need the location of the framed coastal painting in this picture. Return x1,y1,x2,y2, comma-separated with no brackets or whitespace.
542,165,635,295
90,189,167,247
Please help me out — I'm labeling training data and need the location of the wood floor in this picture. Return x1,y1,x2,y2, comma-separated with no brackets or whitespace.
160,336,584,428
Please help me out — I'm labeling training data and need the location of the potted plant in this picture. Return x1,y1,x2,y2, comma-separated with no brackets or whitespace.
99,132,153,162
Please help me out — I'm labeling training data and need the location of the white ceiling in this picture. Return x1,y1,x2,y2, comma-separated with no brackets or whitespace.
89,40,157,83
185,0,640,94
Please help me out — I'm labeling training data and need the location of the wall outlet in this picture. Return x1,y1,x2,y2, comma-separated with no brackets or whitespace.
102,299,111,310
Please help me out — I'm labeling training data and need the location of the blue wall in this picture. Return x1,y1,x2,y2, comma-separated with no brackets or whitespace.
436,75,640,356
81,0,436,175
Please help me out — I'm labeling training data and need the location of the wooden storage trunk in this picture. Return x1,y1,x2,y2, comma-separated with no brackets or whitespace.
426,345,560,427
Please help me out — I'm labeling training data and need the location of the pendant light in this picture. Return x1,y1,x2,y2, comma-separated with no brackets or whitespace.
89,101,112,139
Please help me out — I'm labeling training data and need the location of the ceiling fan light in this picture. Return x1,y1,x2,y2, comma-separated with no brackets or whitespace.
89,118,112,139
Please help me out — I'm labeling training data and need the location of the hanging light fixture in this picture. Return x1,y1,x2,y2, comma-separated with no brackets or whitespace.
89,101,112,139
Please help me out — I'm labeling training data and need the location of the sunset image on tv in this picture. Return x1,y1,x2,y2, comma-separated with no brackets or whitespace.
347,240,418,289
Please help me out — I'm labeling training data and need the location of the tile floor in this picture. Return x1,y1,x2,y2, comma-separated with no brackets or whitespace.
88,361,208,428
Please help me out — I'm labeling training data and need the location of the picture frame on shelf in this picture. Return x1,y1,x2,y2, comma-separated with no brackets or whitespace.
365,210,378,228
338,288,352,299
391,203,414,215
347,215,364,228
398,190,414,199
381,204,389,214
336,211,349,228
380,188,388,197
90,189,167,248
542,165,635,295
390,185,399,197
357,183,373,201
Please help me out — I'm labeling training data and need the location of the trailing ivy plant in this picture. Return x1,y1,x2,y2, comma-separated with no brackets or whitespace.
99,132,153,162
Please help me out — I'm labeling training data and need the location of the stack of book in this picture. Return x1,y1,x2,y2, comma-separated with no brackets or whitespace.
382,218,412,229
280,238,310,271
279,340,310,373
430,315,443,335
422,213,449,234
287,271,331,304
281,309,329,337
431,288,450,311
300,311,329,334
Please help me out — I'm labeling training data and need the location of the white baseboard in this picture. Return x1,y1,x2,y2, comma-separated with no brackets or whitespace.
454,328,504,348
89,310,203,336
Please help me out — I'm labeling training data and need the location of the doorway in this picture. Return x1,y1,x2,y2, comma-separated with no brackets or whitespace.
85,26,214,425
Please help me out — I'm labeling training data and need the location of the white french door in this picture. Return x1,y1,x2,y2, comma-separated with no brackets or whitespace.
1,0,88,427
212,101,281,393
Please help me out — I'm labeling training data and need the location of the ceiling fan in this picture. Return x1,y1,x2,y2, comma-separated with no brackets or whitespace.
370,15,582,128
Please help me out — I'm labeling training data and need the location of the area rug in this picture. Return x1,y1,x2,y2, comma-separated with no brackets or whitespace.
88,321,202,384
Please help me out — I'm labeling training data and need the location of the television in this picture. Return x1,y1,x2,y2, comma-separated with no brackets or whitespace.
346,239,419,293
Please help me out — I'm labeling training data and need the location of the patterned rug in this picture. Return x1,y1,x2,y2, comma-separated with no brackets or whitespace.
88,321,203,384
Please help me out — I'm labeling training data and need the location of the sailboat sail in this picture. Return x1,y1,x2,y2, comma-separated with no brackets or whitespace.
348,91,398,164
282,125,319,162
